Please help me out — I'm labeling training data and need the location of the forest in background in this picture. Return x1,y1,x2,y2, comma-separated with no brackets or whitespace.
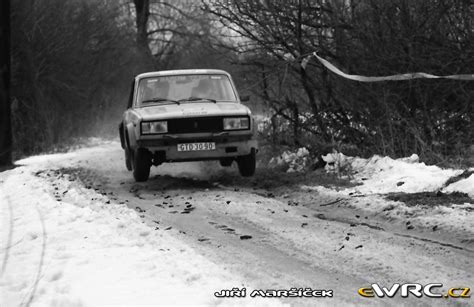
9,0,473,165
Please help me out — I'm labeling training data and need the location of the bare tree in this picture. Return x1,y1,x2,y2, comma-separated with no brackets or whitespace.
10,0,239,158
133,0,152,56
0,0,12,166
131,0,224,69
11,0,143,156
207,0,473,161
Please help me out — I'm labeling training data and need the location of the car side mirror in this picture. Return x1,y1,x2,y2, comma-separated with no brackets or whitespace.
240,95,250,102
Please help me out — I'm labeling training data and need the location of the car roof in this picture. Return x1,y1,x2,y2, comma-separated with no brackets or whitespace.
135,69,231,80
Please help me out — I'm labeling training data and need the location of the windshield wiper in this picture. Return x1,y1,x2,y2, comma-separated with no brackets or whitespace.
178,97,217,103
142,97,180,105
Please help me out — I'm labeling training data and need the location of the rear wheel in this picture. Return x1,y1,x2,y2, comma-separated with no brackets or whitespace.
132,148,151,182
237,148,256,177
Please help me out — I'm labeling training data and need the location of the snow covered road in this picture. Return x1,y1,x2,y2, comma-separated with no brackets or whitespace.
1,140,473,306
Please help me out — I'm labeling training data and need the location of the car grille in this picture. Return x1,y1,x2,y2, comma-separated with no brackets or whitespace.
167,116,223,134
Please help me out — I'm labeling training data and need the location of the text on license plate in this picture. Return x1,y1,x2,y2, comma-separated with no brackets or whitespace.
177,142,216,152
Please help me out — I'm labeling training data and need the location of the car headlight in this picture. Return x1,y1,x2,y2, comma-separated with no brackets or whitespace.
141,121,168,134
223,117,250,130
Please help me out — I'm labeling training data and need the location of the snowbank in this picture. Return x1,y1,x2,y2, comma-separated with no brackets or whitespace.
443,174,474,198
297,152,474,238
269,147,473,197
269,147,310,173
321,152,472,196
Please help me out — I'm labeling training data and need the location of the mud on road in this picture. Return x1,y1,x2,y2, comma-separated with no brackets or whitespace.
35,142,473,306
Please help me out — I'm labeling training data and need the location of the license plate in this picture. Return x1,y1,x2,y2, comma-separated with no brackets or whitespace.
177,142,216,152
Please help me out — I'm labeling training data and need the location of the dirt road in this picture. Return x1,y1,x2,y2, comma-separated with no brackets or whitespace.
32,141,473,306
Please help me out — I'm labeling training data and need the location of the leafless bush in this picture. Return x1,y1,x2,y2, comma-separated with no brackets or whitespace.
206,0,473,164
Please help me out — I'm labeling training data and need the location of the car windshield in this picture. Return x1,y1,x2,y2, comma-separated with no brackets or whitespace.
136,74,237,106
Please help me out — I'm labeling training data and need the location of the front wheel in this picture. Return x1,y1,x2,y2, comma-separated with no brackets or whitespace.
237,148,256,177
132,148,151,182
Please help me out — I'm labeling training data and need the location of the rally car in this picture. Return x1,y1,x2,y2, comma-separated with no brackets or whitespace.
119,69,258,182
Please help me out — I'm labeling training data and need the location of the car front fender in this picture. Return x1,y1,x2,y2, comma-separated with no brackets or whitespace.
125,122,138,150
119,122,126,149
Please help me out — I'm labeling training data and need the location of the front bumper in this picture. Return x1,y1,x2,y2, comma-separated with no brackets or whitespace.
136,133,258,162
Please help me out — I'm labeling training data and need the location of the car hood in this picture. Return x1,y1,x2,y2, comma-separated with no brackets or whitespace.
133,102,251,120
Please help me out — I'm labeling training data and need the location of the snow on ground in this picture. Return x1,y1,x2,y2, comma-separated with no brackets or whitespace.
309,151,474,237
271,148,474,237
0,151,282,306
269,148,310,173
272,147,473,196
2,141,473,305
321,152,471,196
301,182,474,238
444,174,474,198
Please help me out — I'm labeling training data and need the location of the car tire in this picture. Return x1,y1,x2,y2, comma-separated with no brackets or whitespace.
219,158,233,167
124,132,132,171
132,148,151,182
237,148,256,177
125,149,132,171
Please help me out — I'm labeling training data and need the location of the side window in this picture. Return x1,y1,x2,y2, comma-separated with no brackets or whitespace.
127,80,135,109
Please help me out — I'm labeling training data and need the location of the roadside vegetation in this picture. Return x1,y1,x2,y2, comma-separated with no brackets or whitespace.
8,0,473,167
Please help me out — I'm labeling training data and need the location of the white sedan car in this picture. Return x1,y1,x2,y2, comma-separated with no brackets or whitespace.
119,69,258,182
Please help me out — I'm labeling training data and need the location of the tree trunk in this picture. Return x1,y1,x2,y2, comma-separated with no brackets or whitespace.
0,0,12,166
133,0,151,57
